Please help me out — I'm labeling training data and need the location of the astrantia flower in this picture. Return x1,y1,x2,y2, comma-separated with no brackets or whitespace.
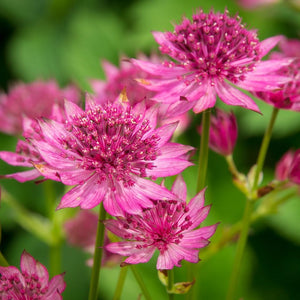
105,176,218,270
64,210,122,267
275,149,300,185
31,96,193,216
132,9,291,113
0,250,65,300
91,56,192,135
0,101,76,183
0,80,80,135
254,38,300,111
198,108,238,156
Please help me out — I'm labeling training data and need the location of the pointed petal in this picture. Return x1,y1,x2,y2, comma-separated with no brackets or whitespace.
171,174,187,200
215,82,260,112
0,151,32,167
57,176,105,209
147,158,193,177
46,274,66,298
103,190,125,217
259,35,283,57
5,169,41,182
64,99,84,122
193,84,216,113
158,143,194,159
152,122,177,148
124,247,156,265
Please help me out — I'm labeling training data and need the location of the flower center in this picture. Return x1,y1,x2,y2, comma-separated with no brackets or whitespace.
161,9,260,85
123,200,192,253
0,272,48,299
63,104,159,187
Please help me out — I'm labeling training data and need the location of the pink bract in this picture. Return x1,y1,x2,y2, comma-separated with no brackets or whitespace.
275,149,300,185
132,9,291,113
0,80,81,136
105,175,218,270
198,108,238,156
31,96,193,216
0,250,65,300
254,38,300,111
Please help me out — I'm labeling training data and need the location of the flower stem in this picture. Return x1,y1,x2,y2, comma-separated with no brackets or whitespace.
252,107,279,196
43,181,62,277
226,107,279,300
196,109,211,193
88,203,107,300
168,269,174,300
113,266,128,300
130,265,152,300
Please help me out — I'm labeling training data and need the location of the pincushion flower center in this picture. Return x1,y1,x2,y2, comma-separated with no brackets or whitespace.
126,201,193,253
162,10,260,85
64,104,159,187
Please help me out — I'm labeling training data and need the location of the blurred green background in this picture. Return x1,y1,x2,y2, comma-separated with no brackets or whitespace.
0,0,300,299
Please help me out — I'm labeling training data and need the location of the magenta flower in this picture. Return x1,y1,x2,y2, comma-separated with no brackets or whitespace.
31,96,193,216
64,210,122,267
0,80,80,135
0,250,65,300
0,103,76,183
132,9,291,113
105,176,218,270
91,56,192,135
198,108,238,156
275,149,300,185
254,38,300,111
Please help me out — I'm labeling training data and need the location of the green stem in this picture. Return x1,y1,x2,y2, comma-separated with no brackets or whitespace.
252,108,279,197
130,265,152,300
226,200,255,300
43,181,62,277
196,109,211,192
113,266,128,300
88,203,107,300
168,269,174,300
0,251,9,267
226,107,279,300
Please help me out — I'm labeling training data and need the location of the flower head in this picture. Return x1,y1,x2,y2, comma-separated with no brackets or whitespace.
31,96,193,216
105,176,218,270
0,80,80,135
198,108,238,156
254,38,300,111
0,250,65,300
132,9,290,113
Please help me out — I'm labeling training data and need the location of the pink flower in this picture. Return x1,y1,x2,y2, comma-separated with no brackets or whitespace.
31,96,193,216
275,149,300,185
198,108,238,156
0,80,81,135
0,102,77,183
132,9,291,113
254,38,300,111
91,56,192,136
104,176,218,270
0,250,65,300
64,210,122,267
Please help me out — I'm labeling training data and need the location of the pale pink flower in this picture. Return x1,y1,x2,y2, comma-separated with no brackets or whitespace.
31,96,193,216
198,108,238,156
64,210,122,267
105,176,218,270
0,80,80,135
275,149,300,185
254,38,300,111
0,250,65,300
132,9,291,113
